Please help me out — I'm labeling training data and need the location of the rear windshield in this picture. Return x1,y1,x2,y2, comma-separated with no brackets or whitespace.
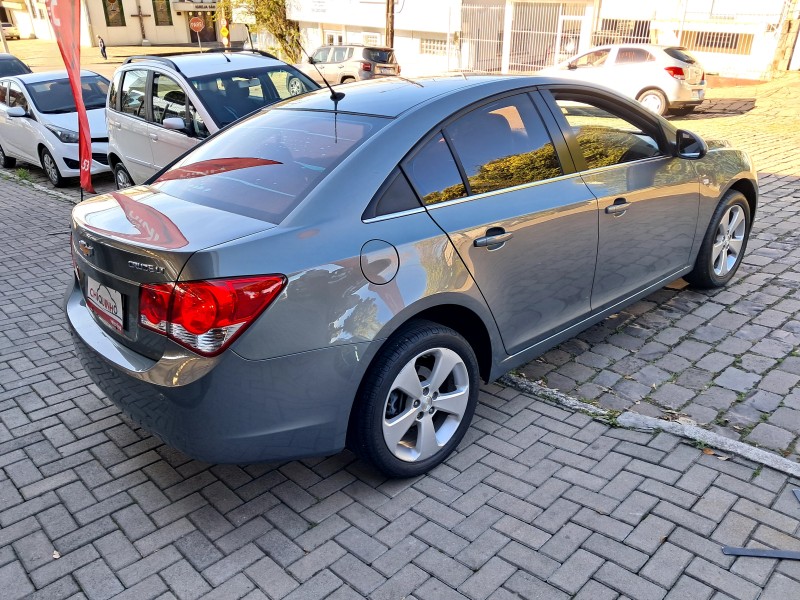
364,49,395,63
663,47,697,64
150,109,387,223
25,75,109,113
0,57,30,77
188,66,319,128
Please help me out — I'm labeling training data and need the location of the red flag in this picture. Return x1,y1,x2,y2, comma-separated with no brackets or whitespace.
46,0,94,193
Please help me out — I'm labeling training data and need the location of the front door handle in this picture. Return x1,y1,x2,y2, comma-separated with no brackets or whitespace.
150,133,158,141
605,198,630,215
474,228,513,249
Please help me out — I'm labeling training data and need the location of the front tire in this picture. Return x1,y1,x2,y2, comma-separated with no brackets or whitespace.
351,321,480,478
637,89,668,116
40,148,65,187
685,190,751,289
0,142,16,168
114,162,134,189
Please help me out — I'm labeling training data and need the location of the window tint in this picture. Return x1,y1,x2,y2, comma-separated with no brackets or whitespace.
404,133,466,206
152,73,187,126
0,57,29,77
573,49,609,67
151,110,387,223
267,68,316,99
120,69,148,118
24,75,108,113
312,47,331,63
332,46,349,62
616,48,654,64
445,94,563,195
7,82,28,112
364,49,395,63
664,47,697,64
555,97,662,170
364,169,422,219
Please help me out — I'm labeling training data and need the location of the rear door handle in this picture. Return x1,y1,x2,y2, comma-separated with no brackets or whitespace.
150,133,158,141
474,228,513,249
605,198,630,215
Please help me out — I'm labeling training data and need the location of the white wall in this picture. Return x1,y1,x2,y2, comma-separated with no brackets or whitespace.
85,0,192,46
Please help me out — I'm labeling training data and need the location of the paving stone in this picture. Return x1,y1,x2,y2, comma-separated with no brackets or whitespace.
745,423,794,451
686,557,761,600
640,543,693,588
594,561,667,600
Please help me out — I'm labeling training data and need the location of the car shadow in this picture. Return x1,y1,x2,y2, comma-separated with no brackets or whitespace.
667,97,756,120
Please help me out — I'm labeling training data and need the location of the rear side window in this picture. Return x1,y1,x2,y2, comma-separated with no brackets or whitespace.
151,109,387,223
616,48,654,63
108,71,121,110
364,49,395,63
405,133,467,205
664,47,698,64
445,94,563,195
363,169,421,219
0,58,28,77
120,69,148,118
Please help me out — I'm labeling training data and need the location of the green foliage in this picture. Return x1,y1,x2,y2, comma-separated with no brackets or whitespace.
223,0,302,62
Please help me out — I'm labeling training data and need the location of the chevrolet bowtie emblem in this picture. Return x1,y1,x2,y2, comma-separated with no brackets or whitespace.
78,240,93,257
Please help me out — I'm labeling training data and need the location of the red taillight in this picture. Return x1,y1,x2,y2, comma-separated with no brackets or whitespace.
665,66,685,80
139,275,286,356
361,62,372,72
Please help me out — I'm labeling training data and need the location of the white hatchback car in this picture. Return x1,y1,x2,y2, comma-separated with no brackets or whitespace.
542,44,707,116
106,51,319,188
0,70,111,186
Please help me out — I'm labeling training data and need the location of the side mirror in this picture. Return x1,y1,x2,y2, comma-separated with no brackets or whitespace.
6,106,26,117
163,117,187,132
676,129,708,160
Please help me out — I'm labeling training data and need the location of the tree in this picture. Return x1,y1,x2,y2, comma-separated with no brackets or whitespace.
220,0,302,62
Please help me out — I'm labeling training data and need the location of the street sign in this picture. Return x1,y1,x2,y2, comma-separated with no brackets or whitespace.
189,16,205,33
220,26,229,38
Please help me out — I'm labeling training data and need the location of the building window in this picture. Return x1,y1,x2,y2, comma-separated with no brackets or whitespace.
363,33,379,46
681,31,753,55
102,0,126,27
152,0,173,26
420,38,447,56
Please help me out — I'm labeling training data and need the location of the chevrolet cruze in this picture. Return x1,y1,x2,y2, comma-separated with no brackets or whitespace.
66,75,757,477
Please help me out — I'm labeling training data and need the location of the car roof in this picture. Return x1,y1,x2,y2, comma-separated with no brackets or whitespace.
279,74,561,118
11,69,103,83
122,52,291,78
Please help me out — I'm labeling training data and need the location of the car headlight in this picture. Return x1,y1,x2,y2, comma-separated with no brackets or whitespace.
46,125,80,143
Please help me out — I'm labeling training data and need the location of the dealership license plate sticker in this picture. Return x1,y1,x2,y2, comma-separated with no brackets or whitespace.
85,276,124,332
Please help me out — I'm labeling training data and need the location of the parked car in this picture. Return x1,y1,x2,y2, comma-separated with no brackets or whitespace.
1,22,20,40
299,44,400,84
541,44,707,115
106,51,319,188
0,53,31,77
66,75,756,477
0,70,110,186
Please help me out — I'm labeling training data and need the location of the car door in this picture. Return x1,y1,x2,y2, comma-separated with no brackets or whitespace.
558,47,613,86
608,47,658,99
108,68,154,183
541,87,699,311
4,81,38,162
147,72,203,174
405,92,599,355
309,47,332,84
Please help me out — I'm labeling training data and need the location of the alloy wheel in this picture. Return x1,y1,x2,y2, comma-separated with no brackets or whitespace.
382,347,470,462
115,167,133,189
712,204,746,277
43,153,59,185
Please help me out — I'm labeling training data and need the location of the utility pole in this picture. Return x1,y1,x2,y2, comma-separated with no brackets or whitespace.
385,0,394,48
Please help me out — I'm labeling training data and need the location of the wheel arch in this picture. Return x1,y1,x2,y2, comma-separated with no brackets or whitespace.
636,85,668,100
725,178,758,224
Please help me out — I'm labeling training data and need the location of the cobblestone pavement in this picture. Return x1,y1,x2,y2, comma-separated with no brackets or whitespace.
2,67,800,598
3,183,800,599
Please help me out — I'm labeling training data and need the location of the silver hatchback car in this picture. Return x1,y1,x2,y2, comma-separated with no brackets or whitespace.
542,44,707,116
67,76,756,477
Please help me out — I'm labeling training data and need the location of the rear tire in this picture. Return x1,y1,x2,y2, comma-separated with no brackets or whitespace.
341,76,356,84
684,190,751,289
351,320,479,478
637,89,668,116
0,143,16,168
40,148,65,187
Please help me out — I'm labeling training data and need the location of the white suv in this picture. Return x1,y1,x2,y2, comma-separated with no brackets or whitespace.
106,51,319,188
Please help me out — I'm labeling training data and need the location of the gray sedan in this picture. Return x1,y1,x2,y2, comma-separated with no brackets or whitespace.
65,75,757,477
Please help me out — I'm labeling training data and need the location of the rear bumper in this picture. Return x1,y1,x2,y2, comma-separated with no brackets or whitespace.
669,80,706,107
65,280,368,464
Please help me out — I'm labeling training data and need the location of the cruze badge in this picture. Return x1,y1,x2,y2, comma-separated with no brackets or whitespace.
78,240,93,257
128,261,165,274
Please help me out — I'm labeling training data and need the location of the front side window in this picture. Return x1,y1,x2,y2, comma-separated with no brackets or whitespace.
554,96,662,170
24,75,108,113
312,47,331,63
445,94,563,195
7,82,28,112
151,73,187,126
119,69,148,118
572,49,610,68
404,133,467,206
151,109,387,223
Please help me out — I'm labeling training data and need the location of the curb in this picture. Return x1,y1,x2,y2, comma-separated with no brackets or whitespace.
1,172,81,205
500,373,800,479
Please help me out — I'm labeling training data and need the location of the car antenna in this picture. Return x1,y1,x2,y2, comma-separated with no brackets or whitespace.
300,46,345,107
